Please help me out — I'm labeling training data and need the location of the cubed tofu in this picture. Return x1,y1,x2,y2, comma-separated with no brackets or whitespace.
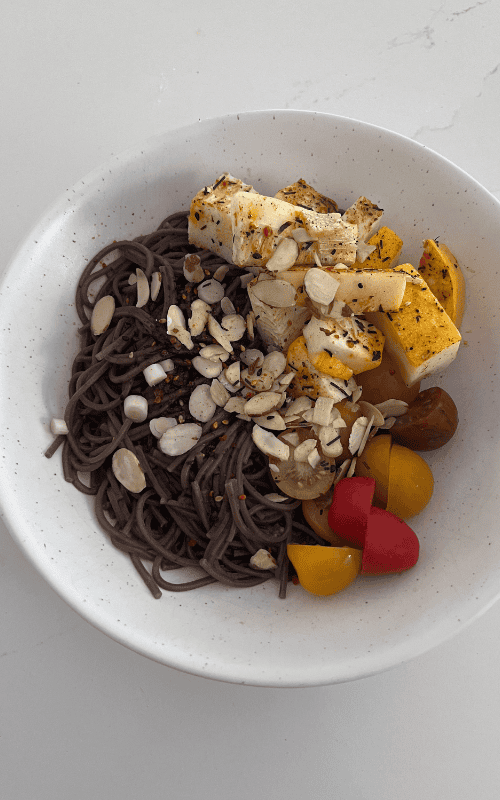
230,191,358,267
418,239,465,327
188,173,254,262
352,226,403,270
365,264,462,387
303,315,385,375
287,336,356,401
275,178,339,213
342,196,384,244
325,268,407,313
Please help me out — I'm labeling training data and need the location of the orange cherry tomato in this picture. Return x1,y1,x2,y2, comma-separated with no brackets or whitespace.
354,435,433,519
287,544,362,596
386,443,434,519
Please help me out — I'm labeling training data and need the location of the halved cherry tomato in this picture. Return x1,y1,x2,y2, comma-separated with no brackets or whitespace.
287,544,362,596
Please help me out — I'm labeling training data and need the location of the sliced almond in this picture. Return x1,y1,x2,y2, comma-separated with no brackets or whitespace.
244,391,283,416
249,278,297,308
358,400,385,427
150,271,162,301
266,237,299,273
112,448,146,493
90,295,115,336
375,399,409,418
136,268,150,308
252,425,290,461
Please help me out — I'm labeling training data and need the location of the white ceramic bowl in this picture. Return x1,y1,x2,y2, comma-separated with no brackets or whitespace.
1,110,499,687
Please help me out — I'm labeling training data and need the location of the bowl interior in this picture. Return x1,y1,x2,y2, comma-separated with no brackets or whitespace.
1,110,499,687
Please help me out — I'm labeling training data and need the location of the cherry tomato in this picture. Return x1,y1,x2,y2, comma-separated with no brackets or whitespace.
354,434,433,519
287,544,362,596
390,387,458,451
355,351,421,405
302,489,345,545
386,443,434,519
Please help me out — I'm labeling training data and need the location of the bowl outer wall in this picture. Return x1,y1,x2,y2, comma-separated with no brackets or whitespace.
0,109,499,687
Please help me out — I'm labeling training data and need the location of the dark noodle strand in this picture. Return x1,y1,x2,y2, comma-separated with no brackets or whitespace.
50,209,332,600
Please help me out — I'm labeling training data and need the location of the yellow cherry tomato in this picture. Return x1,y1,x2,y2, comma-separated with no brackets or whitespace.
287,544,362,596
354,434,392,509
354,435,433,519
386,443,434,519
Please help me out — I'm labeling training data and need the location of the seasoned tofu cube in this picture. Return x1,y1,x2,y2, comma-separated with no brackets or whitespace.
275,178,339,213
230,191,358,267
352,226,403,270
365,264,462,386
418,239,465,327
188,173,254,262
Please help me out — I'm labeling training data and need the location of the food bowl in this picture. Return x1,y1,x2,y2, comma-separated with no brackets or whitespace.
1,110,499,687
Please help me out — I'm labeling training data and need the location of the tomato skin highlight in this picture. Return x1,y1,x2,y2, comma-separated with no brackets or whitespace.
361,506,419,574
287,544,362,596
328,477,375,547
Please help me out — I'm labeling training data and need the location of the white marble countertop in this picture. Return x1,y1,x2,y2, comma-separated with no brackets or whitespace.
2,2,500,798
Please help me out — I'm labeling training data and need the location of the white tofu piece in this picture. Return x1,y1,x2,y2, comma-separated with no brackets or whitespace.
328,268,407,312
188,173,254,262
230,191,357,267
303,315,385,375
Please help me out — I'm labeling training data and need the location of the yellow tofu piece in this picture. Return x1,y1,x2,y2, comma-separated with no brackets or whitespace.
275,179,339,213
418,239,465,328
352,226,403,270
287,336,355,401
366,264,461,387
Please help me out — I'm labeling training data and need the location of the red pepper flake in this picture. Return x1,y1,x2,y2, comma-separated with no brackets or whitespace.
292,576,300,585
239,494,246,501
263,226,271,237
188,539,196,547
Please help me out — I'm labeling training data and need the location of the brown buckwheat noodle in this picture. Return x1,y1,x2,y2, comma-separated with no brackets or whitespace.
46,211,324,599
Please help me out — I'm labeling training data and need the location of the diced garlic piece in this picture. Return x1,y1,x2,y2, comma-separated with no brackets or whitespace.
250,549,277,570
50,418,68,435
143,363,167,386
160,358,175,373
124,395,148,422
